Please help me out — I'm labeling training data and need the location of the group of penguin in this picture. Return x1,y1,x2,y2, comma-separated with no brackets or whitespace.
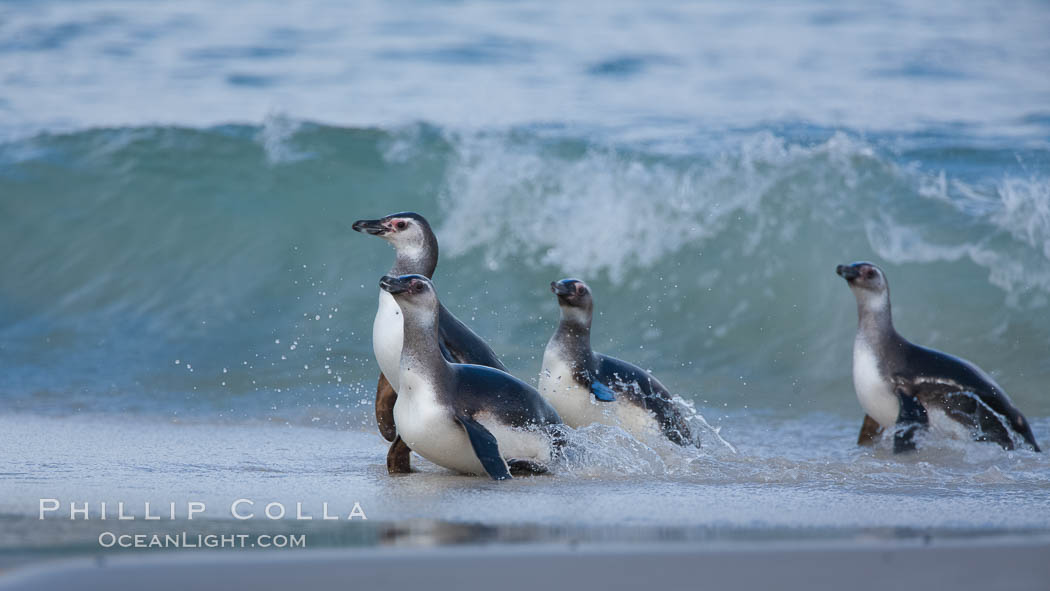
352,211,1041,481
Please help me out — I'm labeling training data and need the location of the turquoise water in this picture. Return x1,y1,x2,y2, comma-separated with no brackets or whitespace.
3,123,1049,422
1,0,1050,563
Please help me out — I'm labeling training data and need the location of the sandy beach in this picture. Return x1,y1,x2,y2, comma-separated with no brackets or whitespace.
3,538,1049,591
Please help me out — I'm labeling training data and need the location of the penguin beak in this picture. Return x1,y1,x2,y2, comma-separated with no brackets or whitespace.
352,218,388,236
551,281,575,297
836,264,859,281
379,275,411,294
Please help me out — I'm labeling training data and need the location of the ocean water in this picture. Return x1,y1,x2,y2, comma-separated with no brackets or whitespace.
2,0,1050,563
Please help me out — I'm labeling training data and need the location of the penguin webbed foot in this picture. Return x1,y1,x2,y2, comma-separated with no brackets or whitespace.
893,389,929,454
386,436,414,474
857,414,884,447
455,414,512,481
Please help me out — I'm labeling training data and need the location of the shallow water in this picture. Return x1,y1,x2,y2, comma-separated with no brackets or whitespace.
2,0,1050,564
2,412,1048,563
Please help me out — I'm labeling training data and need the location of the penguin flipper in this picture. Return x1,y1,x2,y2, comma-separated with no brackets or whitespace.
375,373,398,442
893,388,929,454
591,381,616,402
455,415,511,481
857,414,884,446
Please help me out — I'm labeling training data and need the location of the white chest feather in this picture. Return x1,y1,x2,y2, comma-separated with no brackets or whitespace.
852,339,899,429
394,370,551,476
539,346,660,441
392,372,472,472
372,291,404,391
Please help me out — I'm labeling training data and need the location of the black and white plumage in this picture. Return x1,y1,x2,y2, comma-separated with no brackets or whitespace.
379,274,562,480
352,212,506,472
539,278,695,446
836,261,1040,452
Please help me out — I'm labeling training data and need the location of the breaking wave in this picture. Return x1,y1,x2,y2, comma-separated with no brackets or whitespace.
1,121,1048,419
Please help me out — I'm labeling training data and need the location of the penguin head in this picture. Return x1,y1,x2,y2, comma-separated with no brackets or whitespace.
352,212,435,259
836,261,890,308
551,278,593,322
379,274,438,315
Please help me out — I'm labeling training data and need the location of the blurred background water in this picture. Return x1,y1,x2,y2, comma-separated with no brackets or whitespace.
1,0,1049,560
2,0,1048,422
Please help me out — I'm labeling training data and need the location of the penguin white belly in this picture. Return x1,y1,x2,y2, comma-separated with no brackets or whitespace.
539,350,660,441
394,372,550,475
539,352,606,427
613,400,664,441
393,374,483,474
373,291,404,391
853,339,899,429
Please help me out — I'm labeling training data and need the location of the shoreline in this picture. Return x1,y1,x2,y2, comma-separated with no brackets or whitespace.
2,537,1048,591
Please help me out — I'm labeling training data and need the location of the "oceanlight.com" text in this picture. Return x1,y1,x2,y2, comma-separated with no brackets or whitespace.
97,532,307,549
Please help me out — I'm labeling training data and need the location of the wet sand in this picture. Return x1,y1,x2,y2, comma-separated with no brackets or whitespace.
2,538,1048,591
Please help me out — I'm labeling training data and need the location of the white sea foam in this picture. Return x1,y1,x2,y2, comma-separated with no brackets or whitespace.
994,176,1050,261
431,127,1050,307
256,112,310,164
869,173,1050,303
434,130,885,283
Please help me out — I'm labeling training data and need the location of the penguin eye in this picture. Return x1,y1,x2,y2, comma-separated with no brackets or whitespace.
412,281,425,293
864,269,876,279
396,220,407,230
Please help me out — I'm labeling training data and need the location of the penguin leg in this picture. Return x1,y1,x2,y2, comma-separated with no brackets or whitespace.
454,415,511,481
386,436,413,474
857,414,884,446
375,373,397,442
377,373,413,474
893,388,929,454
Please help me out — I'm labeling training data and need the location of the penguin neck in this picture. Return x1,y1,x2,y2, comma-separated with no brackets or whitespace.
388,232,439,278
553,307,594,367
398,307,451,386
854,290,897,347
390,251,435,278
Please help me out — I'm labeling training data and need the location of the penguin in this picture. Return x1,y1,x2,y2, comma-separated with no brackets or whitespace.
379,274,563,480
539,278,695,446
836,261,1041,452
352,212,506,473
